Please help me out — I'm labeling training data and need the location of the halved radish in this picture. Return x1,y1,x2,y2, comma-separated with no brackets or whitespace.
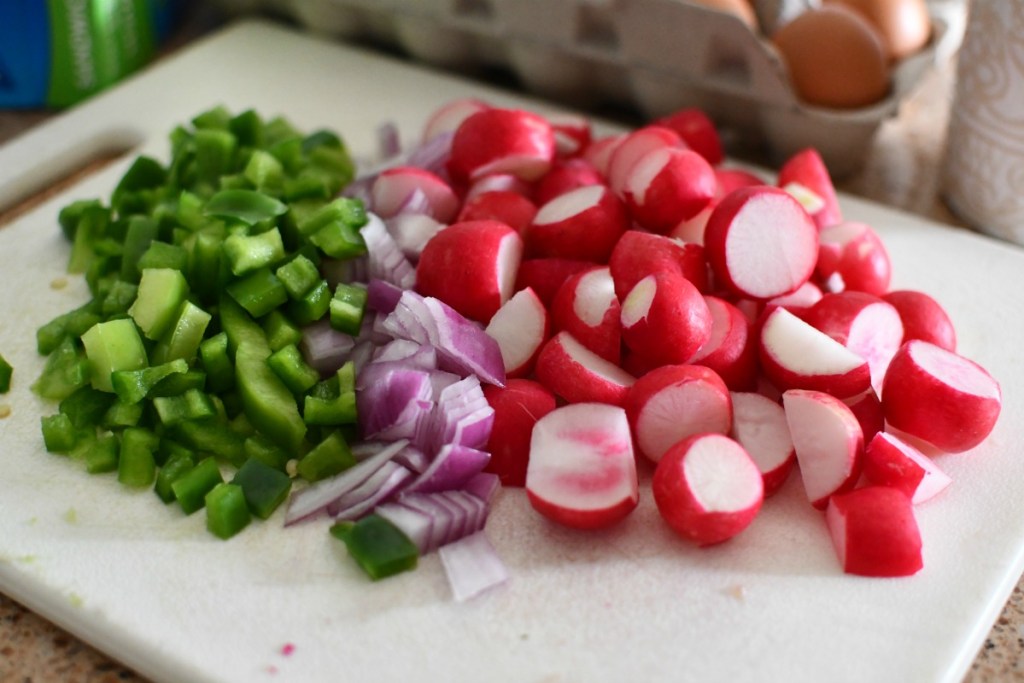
548,112,592,157
625,364,732,463
730,392,796,496
551,266,622,364
715,168,767,198
620,271,713,367
416,219,523,324
826,486,923,577
483,379,557,487
609,230,709,299
527,184,628,262
652,433,764,546
581,133,627,177
535,158,605,207
422,97,490,142
842,388,884,444
458,191,538,235
881,340,1001,453
804,291,903,394
863,432,952,504
623,147,716,234
656,108,724,165
669,204,714,245
883,289,957,351
606,125,684,197
534,331,636,406
759,307,871,398
485,287,549,377
691,295,758,391
447,108,555,183
371,166,460,223
526,403,639,529
704,186,819,300
515,257,594,308
464,173,533,202
783,389,864,509
816,221,891,296
387,213,446,262
777,148,842,230
765,280,824,319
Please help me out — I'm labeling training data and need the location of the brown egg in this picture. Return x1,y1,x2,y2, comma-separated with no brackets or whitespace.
772,6,890,109
687,0,759,31
825,0,931,61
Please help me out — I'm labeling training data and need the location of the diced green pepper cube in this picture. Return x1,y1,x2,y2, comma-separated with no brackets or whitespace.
137,241,189,272
223,227,286,276
41,413,78,453
189,231,227,304
118,427,159,488
205,189,287,227
226,268,288,318
262,116,300,147
112,156,166,216
192,106,231,131
232,458,292,520
154,452,195,503
286,278,331,326
152,301,212,364
100,280,139,317
199,332,234,393
309,221,367,260
58,199,107,242
235,340,307,452
336,361,355,395
80,319,148,393
194,128,237,186
129,268,190,340
261,310,302,351
205,483,251,539
230,109,264,148
36,303,101,356
267,344,319,396
297,430,355,482
59,386,116,429
153,389,217,427
243,150,282,194
120,216,159,283
0,353,12,393
149,369,206,397
111,359,189,404
172,456,224,514
296,197,365,236
275,254,321,300
32,337,91,401
101,400,144,430
330,283,367,335
243,434,290,472
84,434,120,474
172,420,247,468
330,515,418,581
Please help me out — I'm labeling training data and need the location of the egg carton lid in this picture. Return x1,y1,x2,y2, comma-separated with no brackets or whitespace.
230,0,966,177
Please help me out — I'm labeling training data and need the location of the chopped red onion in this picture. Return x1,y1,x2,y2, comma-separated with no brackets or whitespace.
346,339,377,374
393,443,429,473
377,121,402,161
375,502,433,553
463,472,501,505
301,319,356,376
428,369,462,399
366,278,405,314
406,443,491,494
328,462,412,520
357,368,433,438
404,131,454,179
371,341,438,368
386,213,446,262
321,255,369,287
439,531,509,602
362,213,416,289
399,493,454,553
341,175,375,207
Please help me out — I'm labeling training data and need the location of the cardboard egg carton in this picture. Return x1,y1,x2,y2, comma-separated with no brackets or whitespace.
239,0,965,177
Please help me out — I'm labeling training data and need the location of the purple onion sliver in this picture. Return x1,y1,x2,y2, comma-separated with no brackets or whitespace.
329,463,412,520
393,443,429,473
399,493,454,554
375,502,433,554
463,472,501,505
366,278,405,314
404,130,454,178
407,443,491,495
372,399,434,443
357,368,433,437
439,531,509,602
445,491,488,536
377,120,402,161
428,370,462,401
347,340,377,374
423,297,505,386
445,407,495,453
431,493,468,543
301,319,356,376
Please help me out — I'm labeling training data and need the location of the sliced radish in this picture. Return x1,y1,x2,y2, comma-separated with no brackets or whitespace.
526,403,639,530
527,184,628,263
816,221,891,296
765,280,823,319
625,364,732,464
422,97,490,143
620,271,713,366
534,158,604,206
515,257,595,308
777,148,842,230
704,186,818,301
759,307,871,398
484,287,549,377
482,379,557,487
690,295,758,391
668,204,714,245
371,166,459,223
730,392,796,496
416,219,523,324
447,108,555,183
464,173,533,202
457,191,537,235
826,486,923,577
551,266,621,364
534,331,636,406
804,291,904,394
656,108,724,165
548,112,592,157
881,340,1001,453
606,125,683,198
883,290,957,352
863,432,952,504
652,433,764,546
842,388,884,444
581,133,627,177
715,168,767,198
783,389,864,509
623,147,716,234
609,230,709,299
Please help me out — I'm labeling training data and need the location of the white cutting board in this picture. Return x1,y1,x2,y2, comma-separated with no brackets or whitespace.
1,19,1022,683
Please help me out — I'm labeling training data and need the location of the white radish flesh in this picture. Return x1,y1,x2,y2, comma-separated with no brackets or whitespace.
485,287,549,377
534,331,636,406
730,391,796,496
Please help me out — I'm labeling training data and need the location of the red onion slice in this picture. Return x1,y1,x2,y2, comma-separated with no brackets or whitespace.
366,279,405,315
439,531,509,602
328,462,412,520
463,472,501,505
375,502,433,553
301,319,356,376
406,443,491,494
399,493,454,553
357,368,433,439
362,213,416,289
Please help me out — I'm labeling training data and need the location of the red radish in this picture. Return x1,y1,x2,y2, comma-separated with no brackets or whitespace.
551,266,622,364
606,125,684,197
620,349,661,379
534,158,605,206
422,97,490,142
608,230,709,299
825,486,923,577
881,340,1001,453
548,112,592,157
464,173,533,202
527,184,628,262
842,388,884,444
759,307,871,398
625,364,733,464
804,292,904,394
416,220,523,323
669,204,714,245
485,287,549,377
656,108,724,165
371,166,460,222
704,186,819,300
447,108,555,183
777,148,842,230
514,257,594,308
620,271,713,366
483,379,557,487
534,331,636,406
581,133,627,177
526,402,639,530
623,147,717,234
883,290,957,351
816,221,891,296
715,168,767,198
730,392,796,496
458,191,538,235
863,432,952,504
652,433,764,546
783,389,864,509
764,280,824,319
691,295,758,391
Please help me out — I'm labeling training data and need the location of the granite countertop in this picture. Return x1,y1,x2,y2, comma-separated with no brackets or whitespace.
1,22,1022,683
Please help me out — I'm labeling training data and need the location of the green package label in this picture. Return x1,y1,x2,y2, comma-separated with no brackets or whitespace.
46,0,157,107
